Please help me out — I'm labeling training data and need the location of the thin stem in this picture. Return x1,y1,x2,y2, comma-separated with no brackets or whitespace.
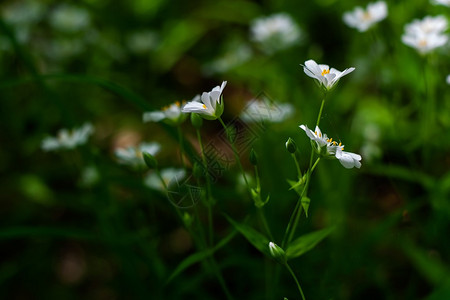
316,94,326,128
285,263,306,300
196,129,214,246
218,117,250,189
292,153,302,179
258,208,273,241
177,126,186,169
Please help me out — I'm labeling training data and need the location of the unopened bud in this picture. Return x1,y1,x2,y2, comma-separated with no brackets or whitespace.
268,242,286,264
249,148,258,166
286,138,297,154
191,113,203,129
143,152,158,169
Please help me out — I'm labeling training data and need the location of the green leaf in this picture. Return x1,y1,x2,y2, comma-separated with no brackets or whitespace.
286,226,335,260
224,215,270,256
166,230,236,284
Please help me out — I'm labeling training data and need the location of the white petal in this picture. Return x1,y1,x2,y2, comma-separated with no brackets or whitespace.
143,111,166,122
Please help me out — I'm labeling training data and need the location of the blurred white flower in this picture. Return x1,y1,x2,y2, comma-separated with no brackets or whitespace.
431,0,450,6
144,168,186,191
302,59,355,91
126,30,158,54
204,44,252,75
42,123,94,151
250,13,301,54
143,101,187,125
343,1,388,32
447,74,450,84
2,0,44,26
182,81,227,120
402,15,448,54
49,4,91,33
300,124,362,169
240,98,294,123
115,142,160,168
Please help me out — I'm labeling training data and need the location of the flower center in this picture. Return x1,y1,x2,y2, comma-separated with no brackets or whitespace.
362,12,372,21
419,40,427,47
321,69,330,76
202,104,207,109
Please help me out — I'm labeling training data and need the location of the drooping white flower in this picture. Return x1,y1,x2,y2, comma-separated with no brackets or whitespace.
240,98,294,123
144,168,186,191
115,142,160,168
41,123,94,151
343,1,388,32
49,4,91,33
402,15,448,54
182,81,227,120
250,13,302,54
143,101,187,125
302,59,355,91
300,124,362,169
431,0,450,7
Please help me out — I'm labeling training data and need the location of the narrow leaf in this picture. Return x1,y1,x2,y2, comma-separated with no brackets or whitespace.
225,215,270,256
286,226,335,260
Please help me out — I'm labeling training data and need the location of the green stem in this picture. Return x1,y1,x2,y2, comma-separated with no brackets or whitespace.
285,263,306,300
258,208,273,241
292,153,302,179
177,126,186,169
218,117,250,189
196,129,214,246
316,94,326,128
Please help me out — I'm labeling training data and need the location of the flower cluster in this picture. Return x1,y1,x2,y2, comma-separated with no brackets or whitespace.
343,1,388,32
41,123,94,151
302,59,355,91
300,125,362,169
250,13,302,54
402,15,448,54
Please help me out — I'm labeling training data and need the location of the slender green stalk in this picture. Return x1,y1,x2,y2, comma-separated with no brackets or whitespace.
218,117,250,188
292,153,302,179
316,94,326,128
196,129,214,246
177,125,186,169
285,263,306,300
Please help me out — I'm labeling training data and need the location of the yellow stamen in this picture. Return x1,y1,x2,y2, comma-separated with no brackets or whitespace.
321,69,330,76
339,142,342,146
202,104,207,109
329,138,333,143
175,101,181,107
419,40,427,47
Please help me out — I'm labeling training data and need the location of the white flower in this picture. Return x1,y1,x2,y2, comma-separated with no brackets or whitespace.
431,0,450,7
182,81,227,120
143,101,187,125
402,15,448,54
144,168,186,191
49,4,91,33
115,142,160,168
343,1,388,32
2,0,44,26
300,125,362,169
447,74,450,84
41,123,94,151
240,99,294,123
126,30,158,54
250,13,301,54
302,59,355,91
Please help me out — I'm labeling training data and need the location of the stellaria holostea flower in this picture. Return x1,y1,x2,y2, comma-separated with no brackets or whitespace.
182,81,227,120
343,1,388,32
300,125,362,169
144,168,186,191
143,101,187,125
250,13,302,54
402,15,448,54
431,0,450,6
115,142,160,168
302,59,355,91
240,98,294,123
41,123,94,151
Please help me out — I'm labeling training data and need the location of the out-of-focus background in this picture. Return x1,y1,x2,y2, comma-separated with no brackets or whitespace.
1,0,449,299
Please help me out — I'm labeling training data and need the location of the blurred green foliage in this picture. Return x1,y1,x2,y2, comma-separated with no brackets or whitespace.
1,0,450,299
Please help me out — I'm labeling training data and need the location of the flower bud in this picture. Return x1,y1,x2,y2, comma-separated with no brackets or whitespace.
269,242,287,264
143,152,158,169
191,113,203,129
286,137,297,153
249,148,257,166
